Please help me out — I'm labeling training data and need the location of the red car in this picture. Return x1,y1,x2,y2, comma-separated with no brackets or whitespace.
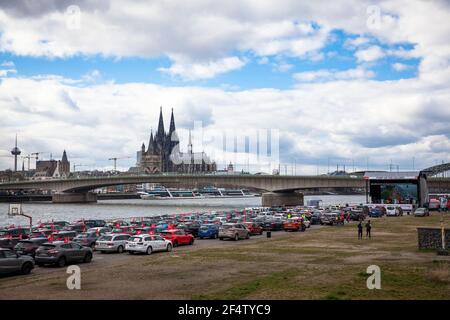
243,222,263,235
160,229,194,247
283,219,305,232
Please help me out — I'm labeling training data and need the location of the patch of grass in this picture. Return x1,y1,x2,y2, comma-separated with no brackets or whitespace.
193,270,299,300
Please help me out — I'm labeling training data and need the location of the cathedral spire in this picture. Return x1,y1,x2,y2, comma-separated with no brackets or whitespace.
62,150,68,163
169,108,176,134
147,129,154,153
156,106,165,142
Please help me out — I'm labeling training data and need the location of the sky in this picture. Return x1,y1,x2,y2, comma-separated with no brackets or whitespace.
0,0,449,174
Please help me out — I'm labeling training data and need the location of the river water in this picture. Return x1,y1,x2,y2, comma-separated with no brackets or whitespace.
0,195,365,226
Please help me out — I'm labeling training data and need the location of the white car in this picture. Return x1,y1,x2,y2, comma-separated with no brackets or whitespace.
125,234,172,255
385,206,402,216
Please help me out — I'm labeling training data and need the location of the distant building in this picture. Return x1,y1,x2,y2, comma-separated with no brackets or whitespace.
33,150,70,179
136,108,216,174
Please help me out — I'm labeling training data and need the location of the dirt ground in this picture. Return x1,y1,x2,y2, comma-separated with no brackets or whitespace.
0,214,449,300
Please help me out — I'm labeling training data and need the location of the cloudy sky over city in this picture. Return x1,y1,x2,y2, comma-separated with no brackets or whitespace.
0,0,449,173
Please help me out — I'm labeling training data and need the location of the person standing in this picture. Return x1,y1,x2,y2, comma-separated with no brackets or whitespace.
365,220,372,239
357,222,363,240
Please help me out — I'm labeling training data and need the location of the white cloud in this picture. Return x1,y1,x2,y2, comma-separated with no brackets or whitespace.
344,36,371,49
1,60,15,67
1,72,448,173
293,67,375,82
272,62,293,72
392,62,411,72
158,56,246,80
355,45,385,62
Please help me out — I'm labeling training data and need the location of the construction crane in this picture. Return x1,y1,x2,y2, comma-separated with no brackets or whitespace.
108,157,132,172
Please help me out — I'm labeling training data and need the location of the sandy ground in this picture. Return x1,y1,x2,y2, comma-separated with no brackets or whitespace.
0,215,449,300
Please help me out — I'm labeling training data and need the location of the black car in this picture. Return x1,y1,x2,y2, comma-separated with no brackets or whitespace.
310,212,322,225
183,222,201,237
0,228,30,249
262,219,284,231
14,238,49,257
82,220,107,228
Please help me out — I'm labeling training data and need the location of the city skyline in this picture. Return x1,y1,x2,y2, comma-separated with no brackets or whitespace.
0,1,449,174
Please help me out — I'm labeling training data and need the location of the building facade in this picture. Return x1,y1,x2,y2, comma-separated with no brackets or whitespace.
33,150,70,179
137,108,216,174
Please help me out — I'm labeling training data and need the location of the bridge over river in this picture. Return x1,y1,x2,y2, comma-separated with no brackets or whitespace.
0,174,449,206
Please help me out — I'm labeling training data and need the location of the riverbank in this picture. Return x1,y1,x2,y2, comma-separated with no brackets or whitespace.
1,214,449,299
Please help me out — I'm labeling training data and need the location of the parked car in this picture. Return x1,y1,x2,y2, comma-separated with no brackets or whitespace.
310,212,322,225
95,233,130,253
386,206,403,217
368,207,384,218
160,229,194,247
183,222,201,237
73,232,98,248
87,227,111,236
261,219,284,231
243,222,263,235
134,227,157,235
349,210,365,221
320,212,339,225
14,238,49,257
110,226,136,235
283,219,306,232
414,207,430,217
303,218,311,228
30,229,53,239
0,227,30,240
198,224,219,239
219,223,250,241
35,241,93,267
0,248,34,275
0,227,31,249
125,234,172,255
79,219,106,228
52,230,77,241
63,223,86,233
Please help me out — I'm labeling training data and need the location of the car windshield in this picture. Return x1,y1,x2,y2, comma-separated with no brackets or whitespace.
160,231,173,236
129,236,143,242
98,236,113,241
387,206,395,210
416,209,424,212
75,233,92,239
16,241,33,247
40,244,56,249
221,225,233,229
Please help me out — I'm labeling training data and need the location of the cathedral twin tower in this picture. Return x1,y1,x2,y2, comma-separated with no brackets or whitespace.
137,107,216,174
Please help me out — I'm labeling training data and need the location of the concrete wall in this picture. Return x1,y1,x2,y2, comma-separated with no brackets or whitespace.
52,192,98,203
417,227,450,250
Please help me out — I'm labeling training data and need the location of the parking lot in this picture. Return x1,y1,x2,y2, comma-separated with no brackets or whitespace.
1,214,449,300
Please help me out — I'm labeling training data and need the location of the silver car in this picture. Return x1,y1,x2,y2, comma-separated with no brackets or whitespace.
219,223,250,241
0,248,35,275
95,233,130,253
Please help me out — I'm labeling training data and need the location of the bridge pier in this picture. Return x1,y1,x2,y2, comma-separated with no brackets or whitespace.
261,191,304,207
52,192,97,203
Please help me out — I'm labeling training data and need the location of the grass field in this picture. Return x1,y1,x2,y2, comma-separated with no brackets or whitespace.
0,214,449,299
